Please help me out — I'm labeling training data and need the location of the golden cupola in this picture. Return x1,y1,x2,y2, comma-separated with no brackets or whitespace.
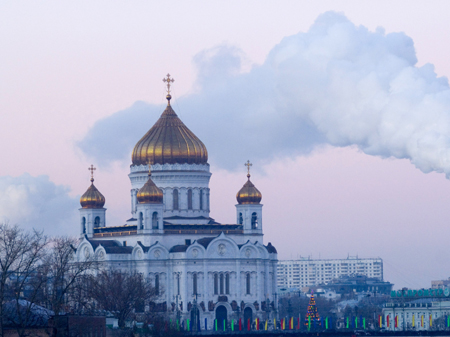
137,169,164,204
80,175,105,209
132,75,208,166
236,162,262,205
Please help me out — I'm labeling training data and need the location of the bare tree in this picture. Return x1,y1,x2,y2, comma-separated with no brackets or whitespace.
0,223,49,337
88,270,156,328
43,236,97,315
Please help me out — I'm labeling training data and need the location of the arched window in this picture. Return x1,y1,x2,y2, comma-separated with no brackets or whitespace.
152,212,158,229
82,217,86,234
239,213,243,225
188,189,193,210
251,212,258,229
199,189,203,210
193,273,197,295
214,274,218,295
173,189,179,210
246,273,251,295
155,274,159,296
94,216,100,228
139,212,143,229
225,274,230,294
177,274,180,295
220,273,224,295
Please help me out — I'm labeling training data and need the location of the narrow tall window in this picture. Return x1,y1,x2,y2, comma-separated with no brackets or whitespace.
177,274,180,295
188,189,193,210
199,190,203,210
152,212,158,229
94,216,100,228
139,212,143,229
193,273,197,295
239,213,243,225
220,274,224,295
251,212,258,229
173,189,179,210
155,274,159,296
214,274,218,295
225,274,230,294
246,273,251,295
82,217,86,233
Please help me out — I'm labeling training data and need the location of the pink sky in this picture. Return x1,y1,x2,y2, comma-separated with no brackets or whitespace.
1,1,450,289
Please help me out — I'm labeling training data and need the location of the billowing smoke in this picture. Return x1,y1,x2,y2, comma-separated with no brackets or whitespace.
0,174,79,236
80,11,450,176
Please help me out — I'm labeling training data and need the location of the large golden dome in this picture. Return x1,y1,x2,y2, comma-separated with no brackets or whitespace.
236,174,262,204
132,95,208,166
137,172,164,204
80,178,105,209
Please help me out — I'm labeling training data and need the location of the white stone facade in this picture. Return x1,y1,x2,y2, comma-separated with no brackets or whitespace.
382,301,450,331
76,162,277,328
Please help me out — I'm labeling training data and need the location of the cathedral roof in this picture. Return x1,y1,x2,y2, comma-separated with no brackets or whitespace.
236,174,262,205
131,94,208,166
80,178,105,209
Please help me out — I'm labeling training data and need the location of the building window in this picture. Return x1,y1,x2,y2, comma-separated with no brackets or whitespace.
199,190,203,210
193,273,197,295
251,213,257,229
246,273,251,294
139,212,143,229
214,274,218,295
94,216,100,228
155,274,159,296
173,189,179,210
220,274,224,294
239,213,243,225
152,212,158,229
226,274,230,294
188,189,193,210
177,274,180,295
82,217,86,233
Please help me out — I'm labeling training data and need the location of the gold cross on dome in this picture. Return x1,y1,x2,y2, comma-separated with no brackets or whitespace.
244,160,252,176
163,73,175,94
88,165,96,181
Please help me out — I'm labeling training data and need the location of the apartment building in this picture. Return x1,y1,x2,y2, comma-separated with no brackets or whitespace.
277,256,383,289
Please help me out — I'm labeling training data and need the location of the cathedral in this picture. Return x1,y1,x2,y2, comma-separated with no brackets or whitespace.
75,75,278,328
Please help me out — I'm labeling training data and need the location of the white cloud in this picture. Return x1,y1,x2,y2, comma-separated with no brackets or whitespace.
80,11,450,177
0,174,79,237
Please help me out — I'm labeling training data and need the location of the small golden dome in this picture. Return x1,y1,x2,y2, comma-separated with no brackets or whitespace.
236,174,262,204
80,178,105,209
131,97,208,166
137,173,163,204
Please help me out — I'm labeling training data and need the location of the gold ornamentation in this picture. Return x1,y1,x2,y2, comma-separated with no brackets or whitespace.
163,73,175,94
131,90,208,166
245,160,252,177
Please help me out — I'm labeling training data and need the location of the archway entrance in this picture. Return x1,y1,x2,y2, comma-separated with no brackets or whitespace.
244,307,253,330
215,305,227,330
190,306,200,331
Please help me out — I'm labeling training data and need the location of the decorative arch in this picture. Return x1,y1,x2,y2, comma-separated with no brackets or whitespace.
239,241,260,259
186,242,206,259
206,233,239,258
147,242,169,260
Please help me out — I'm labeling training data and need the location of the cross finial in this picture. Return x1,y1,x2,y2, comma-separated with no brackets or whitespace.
88,164,96,183
244,160,252,178
163,73,175,94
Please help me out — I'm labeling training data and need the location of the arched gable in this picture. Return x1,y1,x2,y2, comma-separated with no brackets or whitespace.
186,241,206,259
254,241,269,259
239,241,260,259
132,245,145,260
147,241,169,260
76,238,94,262
206,232,239,259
